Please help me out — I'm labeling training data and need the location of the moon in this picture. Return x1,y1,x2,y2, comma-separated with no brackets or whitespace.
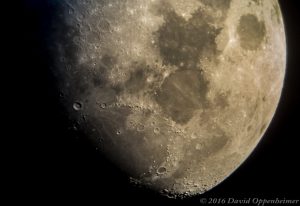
47,0,286,198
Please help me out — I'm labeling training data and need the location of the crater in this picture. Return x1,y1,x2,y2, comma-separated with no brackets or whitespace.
157,166,167,174
155,69,208,125
214,91,230,108
101,54,117,69
247,125,252,131
73,101,83,111
237,14,266,50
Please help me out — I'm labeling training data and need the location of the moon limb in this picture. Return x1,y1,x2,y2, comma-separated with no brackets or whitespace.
49,0,286,198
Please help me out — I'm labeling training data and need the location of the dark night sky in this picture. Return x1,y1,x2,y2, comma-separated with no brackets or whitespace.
9,0,300,204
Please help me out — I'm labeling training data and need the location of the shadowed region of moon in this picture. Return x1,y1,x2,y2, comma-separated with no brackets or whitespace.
44,0,286,198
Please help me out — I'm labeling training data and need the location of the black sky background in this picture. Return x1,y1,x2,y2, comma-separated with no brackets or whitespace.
10,0,300,204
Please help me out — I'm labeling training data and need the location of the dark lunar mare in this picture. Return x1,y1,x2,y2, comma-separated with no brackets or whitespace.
152,5,223,125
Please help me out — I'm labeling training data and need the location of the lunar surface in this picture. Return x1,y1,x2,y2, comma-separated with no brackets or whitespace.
47,0,286,197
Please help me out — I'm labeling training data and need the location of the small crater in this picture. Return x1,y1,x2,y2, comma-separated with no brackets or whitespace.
101,54,117,68
100,103,107,109
73,102,82,111
214,91,230,108
195,143,202,150
247,125,252,131
96,136,103,143
237,14,266,50
161,189,169,194
154,127,160,134
137,124,145,132
59,92,64,98
97,19,111,31
157,167,167,174
72,124,78,131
